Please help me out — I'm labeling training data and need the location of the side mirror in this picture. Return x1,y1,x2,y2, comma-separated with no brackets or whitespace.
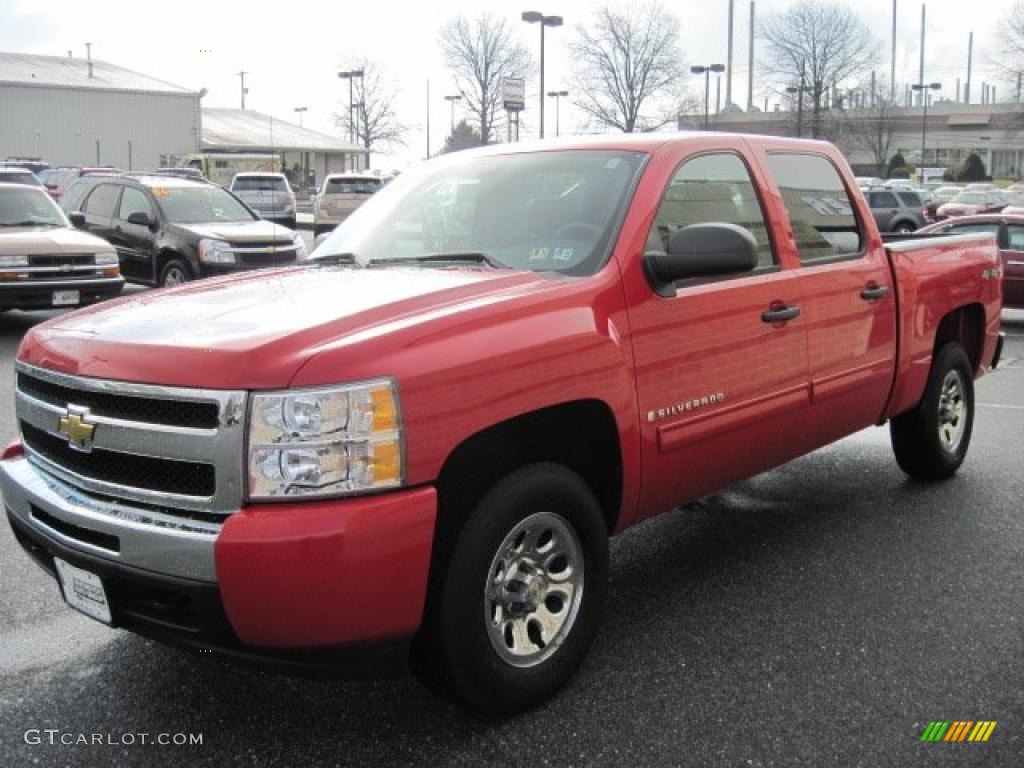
313,232,332,249
68,211,86,228
126,211,153,228
643,222,759,297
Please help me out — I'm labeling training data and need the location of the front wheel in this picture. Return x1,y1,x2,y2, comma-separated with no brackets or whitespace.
414,463,609,715
159,259,190,288
890,342,975,479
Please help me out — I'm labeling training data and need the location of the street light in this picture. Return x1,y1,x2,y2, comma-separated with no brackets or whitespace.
293,106,307,127
912,82,942,177
522,11,564,139
785,63,813,138
337,69,365,149
547,90,568,137
690,64,725,130
444,94,462,134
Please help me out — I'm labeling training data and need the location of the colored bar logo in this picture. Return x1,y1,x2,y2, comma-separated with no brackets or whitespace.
920,721,997,742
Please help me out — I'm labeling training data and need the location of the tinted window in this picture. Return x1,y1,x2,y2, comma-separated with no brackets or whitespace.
118,187,154,221
650,152,774,268
325,178,382,195
1007,225,1024,250
83,184,121,217
897,191,922,207
870,191,899,208
232,175,288,192
766,153,862,261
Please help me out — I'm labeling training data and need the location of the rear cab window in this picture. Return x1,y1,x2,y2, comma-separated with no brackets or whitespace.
765,153,863,263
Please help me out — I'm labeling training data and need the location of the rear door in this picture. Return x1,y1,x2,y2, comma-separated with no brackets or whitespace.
629,146,810,519
762,153,897,450
112,186,159,282
1000,223,1024,308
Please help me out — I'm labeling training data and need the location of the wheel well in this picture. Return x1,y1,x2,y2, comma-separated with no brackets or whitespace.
434,400,623,547
934,304,985,372
157,250,191,278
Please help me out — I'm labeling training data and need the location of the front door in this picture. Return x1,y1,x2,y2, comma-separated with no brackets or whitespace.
627,148,810,520
112,186,158,282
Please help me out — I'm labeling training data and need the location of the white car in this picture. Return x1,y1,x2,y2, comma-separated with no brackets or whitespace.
228,172,297,230
312,173,383,237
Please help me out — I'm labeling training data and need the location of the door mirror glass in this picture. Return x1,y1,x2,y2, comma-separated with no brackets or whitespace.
126,211,151,227
68,211,86,228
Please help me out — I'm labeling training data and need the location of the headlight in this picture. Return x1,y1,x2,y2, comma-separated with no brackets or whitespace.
0,255,29,268
292,233,308,259
198,238,236,264
247,379,403,499
94,250,118,265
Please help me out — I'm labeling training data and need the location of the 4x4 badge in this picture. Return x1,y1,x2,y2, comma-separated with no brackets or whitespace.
58,405,96,452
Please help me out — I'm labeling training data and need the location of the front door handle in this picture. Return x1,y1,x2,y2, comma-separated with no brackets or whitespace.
761,305,801,324
861,283,890,301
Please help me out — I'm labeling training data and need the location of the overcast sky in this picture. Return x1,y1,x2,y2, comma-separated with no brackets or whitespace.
2,0,1018,168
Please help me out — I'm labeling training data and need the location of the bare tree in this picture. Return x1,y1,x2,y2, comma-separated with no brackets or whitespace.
439,13,530,146
571,2,684,133
335,59,407,168
995,2,1024,100
832,93,904,175
759,0,878,138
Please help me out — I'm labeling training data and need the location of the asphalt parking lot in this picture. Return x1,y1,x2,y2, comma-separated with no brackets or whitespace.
0,305,1021,768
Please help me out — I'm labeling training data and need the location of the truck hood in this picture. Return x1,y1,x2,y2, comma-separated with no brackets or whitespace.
172,220,295,243
18,265,559,389
1,225,112,254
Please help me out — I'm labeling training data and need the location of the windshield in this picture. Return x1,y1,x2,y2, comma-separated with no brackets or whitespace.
325,178,382,195
312,149,646,276
0,186,68,227
954,193,985,204
152,185,256,223
233,176,289,192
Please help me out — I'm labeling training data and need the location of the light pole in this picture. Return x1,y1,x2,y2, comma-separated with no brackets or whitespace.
522,11,564,139
547,90,568,136
444,94,462,134
236,70,248,110
337,69,365,148
690,64,725,130
912,82,941,178
293,106,307,127
785,63,813,138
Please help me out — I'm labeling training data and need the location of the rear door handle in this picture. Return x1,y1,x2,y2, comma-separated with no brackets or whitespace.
861,284,890,300
761,305,800,324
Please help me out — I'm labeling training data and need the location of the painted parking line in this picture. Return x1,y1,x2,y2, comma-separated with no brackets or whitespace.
977,403,1024,410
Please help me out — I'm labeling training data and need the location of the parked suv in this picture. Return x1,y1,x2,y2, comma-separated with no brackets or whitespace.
312,173,383,236
864,187,926,233
0,183,123,310
229,172,296,230
68,175,306,286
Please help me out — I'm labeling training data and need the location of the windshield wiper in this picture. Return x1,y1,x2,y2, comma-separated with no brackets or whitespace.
368,252,508,269
311,252,365,266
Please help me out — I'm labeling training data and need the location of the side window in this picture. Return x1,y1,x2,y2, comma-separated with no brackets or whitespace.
1007,225,1024,250
765,153,863,262
650,152,775,269
949,223,1000,237
82,184,120,217
870,191,898,208
118,187,153,221
897,191,921,207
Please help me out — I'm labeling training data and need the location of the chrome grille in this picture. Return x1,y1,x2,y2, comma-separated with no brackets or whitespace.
10,253,109,281
15,362,246,517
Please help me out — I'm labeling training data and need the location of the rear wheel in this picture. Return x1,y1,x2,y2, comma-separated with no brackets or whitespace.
890,342,974,479
414,463,608,715
893,221,916,234
159,259,190,288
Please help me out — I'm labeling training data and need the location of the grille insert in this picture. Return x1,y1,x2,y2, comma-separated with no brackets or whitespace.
18,372,219,429
21,421,215,498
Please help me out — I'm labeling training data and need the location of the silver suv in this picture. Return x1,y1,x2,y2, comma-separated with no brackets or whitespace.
228,172,296,230
864,187,927,233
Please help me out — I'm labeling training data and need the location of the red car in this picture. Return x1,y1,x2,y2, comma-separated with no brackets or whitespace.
0,133,1003,715
918,213,1024,308
935,189,1007,219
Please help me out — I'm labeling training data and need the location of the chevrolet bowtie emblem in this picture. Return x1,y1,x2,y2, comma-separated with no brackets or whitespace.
58,406,96,452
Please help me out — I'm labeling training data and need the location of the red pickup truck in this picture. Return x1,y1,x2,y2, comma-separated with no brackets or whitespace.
1,134,1004,715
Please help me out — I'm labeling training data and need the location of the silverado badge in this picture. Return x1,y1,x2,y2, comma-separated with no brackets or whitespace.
58,406,96,452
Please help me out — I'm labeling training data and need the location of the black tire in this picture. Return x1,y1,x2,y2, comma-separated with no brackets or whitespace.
890,342,974,479
159,258,190,288
893,221,916,234
414,463,609,715
313,225,325,238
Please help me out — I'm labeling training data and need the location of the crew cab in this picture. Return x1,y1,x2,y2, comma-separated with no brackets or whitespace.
65,175,306,287
0,183,123,311
0,134,1003,716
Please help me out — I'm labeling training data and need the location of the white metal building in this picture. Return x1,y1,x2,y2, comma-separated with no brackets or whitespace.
0,50,200,170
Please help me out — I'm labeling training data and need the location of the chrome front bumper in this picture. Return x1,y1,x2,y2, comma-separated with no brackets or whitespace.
0,457,220,582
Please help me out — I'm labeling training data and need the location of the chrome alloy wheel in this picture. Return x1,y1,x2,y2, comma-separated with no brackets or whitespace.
163,266,187,285
937,368,967,453
484,511,584,668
